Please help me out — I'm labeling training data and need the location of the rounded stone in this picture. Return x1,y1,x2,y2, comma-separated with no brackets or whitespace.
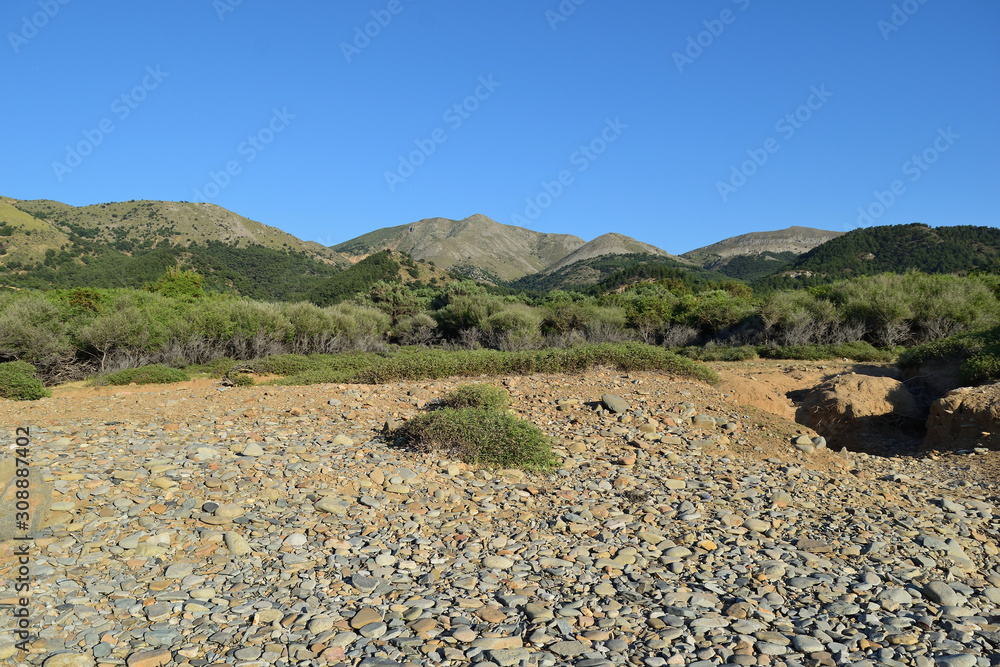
483,555,514,569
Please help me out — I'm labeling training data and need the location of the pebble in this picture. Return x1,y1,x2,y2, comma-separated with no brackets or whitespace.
483,555,514,569
224,531,251,555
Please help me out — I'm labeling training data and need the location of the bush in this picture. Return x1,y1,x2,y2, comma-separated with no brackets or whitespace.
393,312,439,346
441,384,512,411
101,364,190,386
759,290,838,345
484,304,543,351
390,407,558,471
272,343,719,386
204,357,238,378
760,341,897,362
899,325,1000,385
145,266,206,300
0,361,50,400
0,292,72,369
229,372,255,387
680,345,758,362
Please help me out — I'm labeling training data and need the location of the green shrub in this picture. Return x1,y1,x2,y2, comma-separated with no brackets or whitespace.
229,372,255,387
254,353,333,376
0,361,50,400
898,327,992,369
145,266,206,300
102,364,190,386
899,326,1000,385
759,341,897,362
484,304,543,351
392,312,439,346
390,407,558,471
441,384,512,411
203,357,238,378
681,345,758,362
272,343,718,386
0,292,72,368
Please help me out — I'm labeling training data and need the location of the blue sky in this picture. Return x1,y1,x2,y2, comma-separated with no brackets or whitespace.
3,1,998,254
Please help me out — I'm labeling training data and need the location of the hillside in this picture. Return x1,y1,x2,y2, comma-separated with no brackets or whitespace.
543,233,684,273
509,253,726,293
331,214,585,282
308,249,455,306
682,226,844,280
9,198,345,263
0,197,74,266
756,223,1000,288
0,197,351,300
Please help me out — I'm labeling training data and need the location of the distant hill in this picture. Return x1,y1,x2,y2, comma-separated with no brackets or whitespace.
331,214,585,282
543,233,685,273
755,223,1000,289
309,250,455,306
682,226,844,280
0,196,351,300
510,253,728,293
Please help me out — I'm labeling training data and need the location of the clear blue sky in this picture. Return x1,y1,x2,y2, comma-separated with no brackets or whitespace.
3,1,997,254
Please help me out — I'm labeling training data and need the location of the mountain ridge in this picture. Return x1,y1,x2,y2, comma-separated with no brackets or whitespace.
332,213,587,282
682,226,845,267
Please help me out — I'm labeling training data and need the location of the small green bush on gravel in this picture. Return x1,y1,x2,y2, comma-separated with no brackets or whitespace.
100,364,190,386
0,361,50,401
390,406,558,472
228,372,255,387
440,384,511,411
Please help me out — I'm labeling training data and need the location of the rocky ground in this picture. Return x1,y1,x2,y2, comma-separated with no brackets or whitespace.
0,361,998,667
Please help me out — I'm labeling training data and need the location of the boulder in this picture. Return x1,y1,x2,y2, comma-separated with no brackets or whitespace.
925,383,1000,451
796,374,920,447
600,394,629,414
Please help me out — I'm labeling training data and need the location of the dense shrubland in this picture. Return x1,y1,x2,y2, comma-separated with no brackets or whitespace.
1,267,999,385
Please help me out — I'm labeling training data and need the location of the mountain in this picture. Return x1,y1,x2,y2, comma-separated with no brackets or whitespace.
308,250,456,306
504,234,703,291
509,253,728,293
331,214,585,282
0,197,351,299
7,197,344,263
543,233,685,273
682,226,844,280
755,223,1000,289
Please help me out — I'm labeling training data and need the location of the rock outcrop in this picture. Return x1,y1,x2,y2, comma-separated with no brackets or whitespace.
925,383,1000,451
796,373,920,447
